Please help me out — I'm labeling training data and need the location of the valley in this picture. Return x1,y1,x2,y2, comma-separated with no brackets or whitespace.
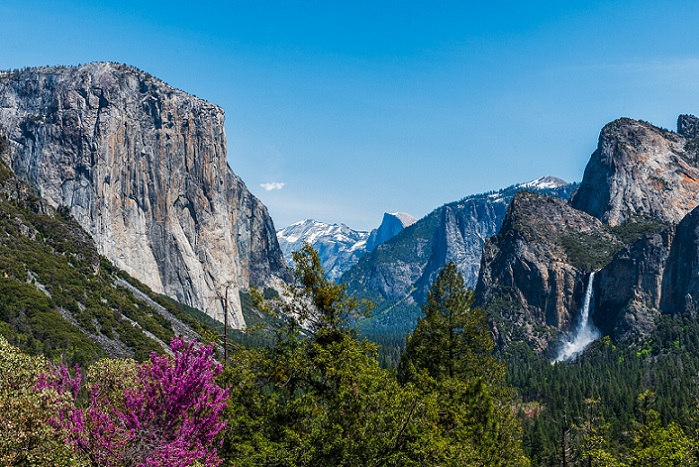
2,62,699,466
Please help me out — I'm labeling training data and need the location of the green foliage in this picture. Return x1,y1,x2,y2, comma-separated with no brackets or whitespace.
0,336,89,466
113,269,216,342
610,218,668,246
399,262,496,383
510,313,699,465
289,244,372,341
220,247,522,466
399,262,529,466
559,232,622,272
627,391,697,467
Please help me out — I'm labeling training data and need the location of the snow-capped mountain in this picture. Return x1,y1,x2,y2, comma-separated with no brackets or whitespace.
277,212,417,281
521,176,569,190
277,220,370,281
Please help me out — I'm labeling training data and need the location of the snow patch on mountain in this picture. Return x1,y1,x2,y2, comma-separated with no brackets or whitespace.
277,220,370,281
521,176,569,190
277,212,417,281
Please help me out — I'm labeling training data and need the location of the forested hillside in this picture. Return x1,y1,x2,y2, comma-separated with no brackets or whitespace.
0,139,213,364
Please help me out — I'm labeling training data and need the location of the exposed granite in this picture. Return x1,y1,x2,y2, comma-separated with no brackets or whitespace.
0,63,290,327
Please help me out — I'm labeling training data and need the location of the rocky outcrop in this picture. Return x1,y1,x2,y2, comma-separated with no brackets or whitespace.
593,229,673,343
277,220,369,281
677,114,699,139
660,206,699,315
366,212,417,252
474,114,699,352
475,192,622,352
570,118,699,226
412,201,508,302
593,204,699,343
0,63,290,327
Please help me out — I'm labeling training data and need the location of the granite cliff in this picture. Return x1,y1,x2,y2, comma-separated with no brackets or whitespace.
475,192,623,352
571,116,699,226
476,115,699,354
0,63,290,327
593,204,699,344
365,212,417,252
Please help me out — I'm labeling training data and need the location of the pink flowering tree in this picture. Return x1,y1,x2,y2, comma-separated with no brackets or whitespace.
43,337,228,467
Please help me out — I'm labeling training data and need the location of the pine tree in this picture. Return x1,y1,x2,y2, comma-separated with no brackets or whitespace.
398,261,529,466
220,244,448,466
627,390,696,467
399,261,498,384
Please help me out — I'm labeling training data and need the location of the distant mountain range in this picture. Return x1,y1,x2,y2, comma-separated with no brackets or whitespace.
277,212,416,281
338,176,576,340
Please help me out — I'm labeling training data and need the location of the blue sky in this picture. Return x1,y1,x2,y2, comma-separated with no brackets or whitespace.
2,1,699,230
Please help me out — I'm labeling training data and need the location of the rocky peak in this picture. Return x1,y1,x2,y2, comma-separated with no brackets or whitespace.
570,117,699,226
0,62,290,327
366,212,417,253
677,114,699,139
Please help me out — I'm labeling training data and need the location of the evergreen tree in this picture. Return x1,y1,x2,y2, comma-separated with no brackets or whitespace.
398,261,529,466
220,244,447,466
399,261,498,383
627,390,697,467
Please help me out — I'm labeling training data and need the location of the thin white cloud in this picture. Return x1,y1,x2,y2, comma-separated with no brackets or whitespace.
261,182,285,191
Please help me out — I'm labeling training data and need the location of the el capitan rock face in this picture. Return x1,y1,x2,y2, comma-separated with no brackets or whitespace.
0,63,290,327
570,117,699,226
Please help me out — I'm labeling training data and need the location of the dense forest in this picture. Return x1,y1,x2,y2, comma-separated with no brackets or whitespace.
3,244,699,465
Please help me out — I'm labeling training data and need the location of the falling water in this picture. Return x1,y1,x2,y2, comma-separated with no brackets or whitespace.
555,271,601,362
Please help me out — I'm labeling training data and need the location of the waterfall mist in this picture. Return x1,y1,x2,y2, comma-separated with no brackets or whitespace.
555,271,601,362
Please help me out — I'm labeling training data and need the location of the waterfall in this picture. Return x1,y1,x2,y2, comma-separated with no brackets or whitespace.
555,271,601,362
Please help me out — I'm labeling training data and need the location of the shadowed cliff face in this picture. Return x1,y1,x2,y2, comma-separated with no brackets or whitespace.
571,117,699,226
593,204,699,344
593,229,674,343
475,192,622,353
0,63,290,327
